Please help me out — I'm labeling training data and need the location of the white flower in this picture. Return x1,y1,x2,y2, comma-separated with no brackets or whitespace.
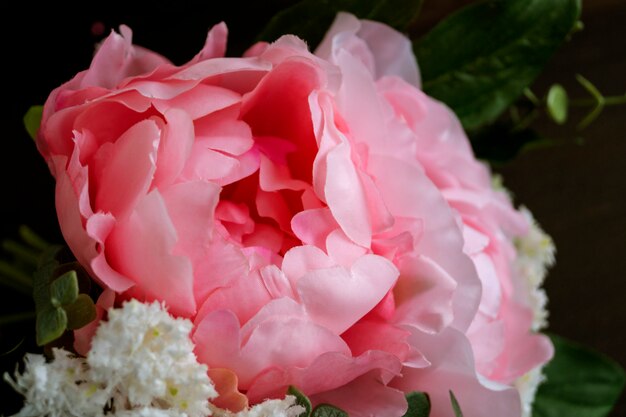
211,396,305,417
5,300,306,417
514,366,546,417
88,300,217,415
514,207,556,331
4,350,107,417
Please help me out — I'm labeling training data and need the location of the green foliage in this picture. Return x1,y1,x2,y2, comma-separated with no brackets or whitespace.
288,385,313,417
33,246,97,346
311,404,348,417
415,0,581,130
546,84,569,124
257,0,423,48
533,334,626,417
23,105,43,140
403,392,431,417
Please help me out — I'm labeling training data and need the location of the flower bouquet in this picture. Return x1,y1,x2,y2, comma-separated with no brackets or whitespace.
1,2,625,417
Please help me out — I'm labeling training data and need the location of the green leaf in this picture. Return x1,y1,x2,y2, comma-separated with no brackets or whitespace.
257,0,423,49
311,404,348,417
288,385,312,417
533,334,626,417
546,84,568,124
64,294,97,330
415,0,582,130
23,105,43,140
449,391,464,417
50,270,79,307
36,307,67,346
403,391,431,417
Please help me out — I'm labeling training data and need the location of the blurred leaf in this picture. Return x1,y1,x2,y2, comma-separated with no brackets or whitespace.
23,105,43,140
288,385,312,417
50,270,79,307
403,391,431,417
533,334,626,417
64,294,97,330
311,404,348,417
415,0,581,130
546,84,569,124
257,0,423,48
36,307,67,346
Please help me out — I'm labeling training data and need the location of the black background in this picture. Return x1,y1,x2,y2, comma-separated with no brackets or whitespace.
1,1,624,415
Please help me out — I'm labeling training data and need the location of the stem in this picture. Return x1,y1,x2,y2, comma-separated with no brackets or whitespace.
0,261,33,293
2,240,40,266
0,312,35,327
570,95,626,107
18,225,49,251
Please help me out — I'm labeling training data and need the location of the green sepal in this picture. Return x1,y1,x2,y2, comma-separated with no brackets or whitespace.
546,84,569,124
288,385,312,417
50,270,79,307
532,334,626,417
257,0,424,49
36,306,67,346
415,0,581,131
449,391,464,417
23,105,43,140
403,391,431,417
311,404,348,417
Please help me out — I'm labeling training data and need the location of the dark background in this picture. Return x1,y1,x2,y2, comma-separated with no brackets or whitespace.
1,1,624,415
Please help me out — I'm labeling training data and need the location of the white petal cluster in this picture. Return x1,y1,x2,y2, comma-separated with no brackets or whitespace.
5,300,306,417
514,366,546,417
87,300,216,414
211,397,305,417
514,207,556,332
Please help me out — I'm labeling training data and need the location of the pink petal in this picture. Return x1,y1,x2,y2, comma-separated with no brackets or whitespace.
311,372,408,417
367,154,481,332
392,328,522,417
291,208,337,248
152,109,195,188
81,25,170,89
155,84,241,120
93,120,160,220
297,254,398,334
189,22,228,63
281,245,336,291
106,190,195,317
393,254,457,334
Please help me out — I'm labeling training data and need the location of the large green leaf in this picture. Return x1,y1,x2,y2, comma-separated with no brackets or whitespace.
533,334,626,417
415,0,581,130
257,0,423,48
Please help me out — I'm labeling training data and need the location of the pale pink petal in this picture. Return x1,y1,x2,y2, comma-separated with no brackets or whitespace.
281,245,336,291
325,229,367,268
393,254,457,334
297,254,398,334
392,328,522,417
311,372,408,417
246,349,402,403
291,208,337,248
82,25,170,89
154,84,241,120
189,22,228,63
195,109,254,156
325,141,372,247
368,154,481,331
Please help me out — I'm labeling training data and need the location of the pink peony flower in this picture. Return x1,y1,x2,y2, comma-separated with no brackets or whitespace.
37,13,552,417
